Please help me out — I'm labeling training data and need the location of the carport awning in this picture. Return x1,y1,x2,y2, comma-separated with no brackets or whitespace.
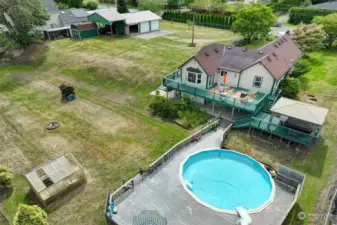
271,97,329,125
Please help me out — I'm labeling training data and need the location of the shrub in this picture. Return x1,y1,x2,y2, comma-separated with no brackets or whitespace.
138,0,162,13
289,7,337,25
0,166,13,187
280,77,301,99
14,204,48,225
291,59,311,78
83,1,98,10
292,23,326,52
149,93,178,120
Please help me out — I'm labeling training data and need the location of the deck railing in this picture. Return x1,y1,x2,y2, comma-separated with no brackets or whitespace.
163,73,268,113
246,116,319,146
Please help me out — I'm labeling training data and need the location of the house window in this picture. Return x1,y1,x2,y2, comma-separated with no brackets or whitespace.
221,71,227,76
197,74,201,84
188,73,196,83
253,76,263,88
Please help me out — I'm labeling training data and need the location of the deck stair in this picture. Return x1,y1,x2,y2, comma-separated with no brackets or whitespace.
262,99,275,114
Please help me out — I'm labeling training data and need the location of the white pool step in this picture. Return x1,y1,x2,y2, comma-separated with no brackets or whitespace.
236,206,252,225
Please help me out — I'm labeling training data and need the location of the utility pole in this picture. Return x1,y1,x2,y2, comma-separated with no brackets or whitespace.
191,13,195,46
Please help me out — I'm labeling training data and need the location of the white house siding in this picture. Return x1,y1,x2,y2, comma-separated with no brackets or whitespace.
125,26,130,35
238,63,275,94
181,58,208,89
150,20,160,31
214,70,239,87
140,22,150,33
185,94,205,104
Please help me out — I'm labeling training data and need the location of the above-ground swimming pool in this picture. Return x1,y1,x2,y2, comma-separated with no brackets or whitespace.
180,149,275,214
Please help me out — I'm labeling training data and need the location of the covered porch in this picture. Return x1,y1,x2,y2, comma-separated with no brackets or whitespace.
235,98,329,147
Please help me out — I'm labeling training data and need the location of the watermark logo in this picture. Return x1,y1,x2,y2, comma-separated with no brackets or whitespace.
298,212,306,220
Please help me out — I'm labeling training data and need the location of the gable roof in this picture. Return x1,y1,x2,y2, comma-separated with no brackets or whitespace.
87,9,161,25
91,10,126,23
271,97,329,125
122,11,161,25
308,1,337,10
59,8,88,26
260,35,302,80
184,34,302,80
41,0,59,13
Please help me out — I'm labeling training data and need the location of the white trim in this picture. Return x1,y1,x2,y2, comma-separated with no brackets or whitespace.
179,148,276,215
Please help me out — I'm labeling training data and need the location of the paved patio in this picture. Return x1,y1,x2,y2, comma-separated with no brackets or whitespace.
113,128,296,225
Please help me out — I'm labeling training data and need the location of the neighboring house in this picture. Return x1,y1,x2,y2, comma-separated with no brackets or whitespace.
59,8,89,27
87,10,162,36
307,1,337,9
163,35,329,147
39,0,62,30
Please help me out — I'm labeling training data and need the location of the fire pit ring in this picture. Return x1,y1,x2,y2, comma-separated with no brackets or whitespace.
46,122,60,130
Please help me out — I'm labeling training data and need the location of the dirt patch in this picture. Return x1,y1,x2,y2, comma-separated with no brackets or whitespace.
59,99,133,134
38,135,74,158
0,119,31,172
0,94,11,109
4,107,42,132
29,80,60,94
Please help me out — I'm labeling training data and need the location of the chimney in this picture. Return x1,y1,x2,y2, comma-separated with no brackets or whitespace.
259,51,263,55
242,48,247,52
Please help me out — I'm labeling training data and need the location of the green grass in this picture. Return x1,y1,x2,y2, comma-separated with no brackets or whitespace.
0,21,239,225
301,51,337,94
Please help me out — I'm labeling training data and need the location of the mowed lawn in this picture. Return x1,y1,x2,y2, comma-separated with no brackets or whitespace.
225,51,337,225
0,22,240,225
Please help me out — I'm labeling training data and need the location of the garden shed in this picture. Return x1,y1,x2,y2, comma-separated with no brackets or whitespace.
24,153,86,207
71,22,99,40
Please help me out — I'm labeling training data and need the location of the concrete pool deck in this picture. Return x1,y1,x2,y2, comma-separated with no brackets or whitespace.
112,127,296,225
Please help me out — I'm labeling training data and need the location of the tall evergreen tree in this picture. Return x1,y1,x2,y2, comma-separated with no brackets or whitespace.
117,0,129,13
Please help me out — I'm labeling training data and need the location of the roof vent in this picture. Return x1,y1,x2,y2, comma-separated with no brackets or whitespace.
205,52,210,56
278,42,282,46
268,56,272,61
272,52,277,57
215,48,219,53
284,37,288,41
274,44,278,48
259,51,263,54
242,48,247,52
228,46,232,49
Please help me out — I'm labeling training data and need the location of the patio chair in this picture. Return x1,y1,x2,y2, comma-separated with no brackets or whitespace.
247,91,257,99
236,206,252,225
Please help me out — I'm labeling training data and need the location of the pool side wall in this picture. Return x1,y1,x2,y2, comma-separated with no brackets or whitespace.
179,148,276,215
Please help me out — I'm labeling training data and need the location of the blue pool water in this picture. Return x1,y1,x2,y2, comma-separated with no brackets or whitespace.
181,150,273,212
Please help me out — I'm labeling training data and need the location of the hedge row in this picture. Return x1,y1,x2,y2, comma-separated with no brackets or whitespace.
162,11,235,29
289,7,337,24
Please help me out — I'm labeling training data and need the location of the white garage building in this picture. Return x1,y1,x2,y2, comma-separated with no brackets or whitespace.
123,11,161,35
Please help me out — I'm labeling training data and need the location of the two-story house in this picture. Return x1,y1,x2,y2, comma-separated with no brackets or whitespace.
163,34,329,147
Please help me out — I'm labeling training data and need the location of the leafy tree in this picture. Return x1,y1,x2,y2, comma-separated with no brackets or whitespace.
14,204,48,225
117,0,129,13
70,0,83,7
0,166,13,188
292,23,326,52
280,77,301,99
82,1,98,10
0,0,49,47
141,0,161,14
231,3,276,43
290,59,311,78
313,13,337,49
